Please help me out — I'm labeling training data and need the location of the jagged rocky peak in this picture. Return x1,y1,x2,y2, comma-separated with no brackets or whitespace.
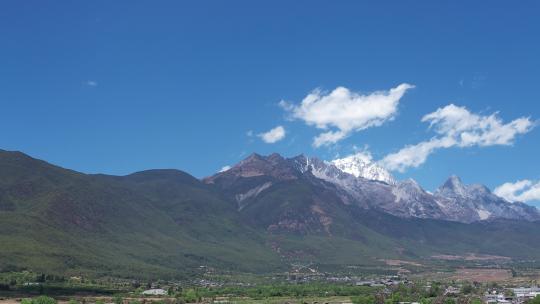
467,183,492,195
239,152,265,165
398,178,423,190
266,152,285,163
236,152,283,167
443,175,464,188
289,154,310,172
206,152,300,183
331,152,395,184
437,175,492,196
437,175,469,197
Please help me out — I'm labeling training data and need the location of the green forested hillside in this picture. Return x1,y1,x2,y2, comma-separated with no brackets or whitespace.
0,150,282,279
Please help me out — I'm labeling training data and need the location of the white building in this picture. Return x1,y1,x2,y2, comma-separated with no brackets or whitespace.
142,288,167,296
513,287,540,300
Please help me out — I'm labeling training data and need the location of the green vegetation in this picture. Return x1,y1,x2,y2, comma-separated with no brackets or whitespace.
193,283,376,299
0,278,535,304
530,295,540,304
21,296,57,304
0,150,281,279
351,295,376,304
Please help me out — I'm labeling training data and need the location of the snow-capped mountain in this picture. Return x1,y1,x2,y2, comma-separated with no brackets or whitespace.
206,153,540,224
331,153,395,185
292,154,540,222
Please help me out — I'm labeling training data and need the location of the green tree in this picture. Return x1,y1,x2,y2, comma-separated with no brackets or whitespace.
420,298,432,304
352,295,376,304
444,298,456,304
391,292,403,304
471,299,482,304
32,296,57,304
113,296,123,304
183,289,198,303
529,295,540,304
461,284,473,294
428,283,442,298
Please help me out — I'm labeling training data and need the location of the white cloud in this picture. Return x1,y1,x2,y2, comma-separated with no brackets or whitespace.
494,180,540,203
218,165,232,173
258,125,286,143
380,137,456,172
422,104,533,147
86,80,98,87
380,104,534,172
313,130,347,147
280,83,415,147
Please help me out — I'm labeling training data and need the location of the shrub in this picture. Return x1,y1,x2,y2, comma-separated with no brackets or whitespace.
31,296,57,304
351,295,376,304
183,289,198,303
113,296,123,304
529,295,540,304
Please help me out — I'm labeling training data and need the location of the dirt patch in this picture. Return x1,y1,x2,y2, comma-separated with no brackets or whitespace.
451,268,512,282
432,253,511,261
0,299,21,304
382,259,423,267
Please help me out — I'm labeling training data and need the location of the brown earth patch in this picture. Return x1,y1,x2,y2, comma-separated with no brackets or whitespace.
432,253,511,261
451,268,512,282
382,259,423,267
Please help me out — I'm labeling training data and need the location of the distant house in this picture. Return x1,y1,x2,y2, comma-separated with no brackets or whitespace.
484,291,514,304
513,287,540,300
142,289,167,296
444,286,460,296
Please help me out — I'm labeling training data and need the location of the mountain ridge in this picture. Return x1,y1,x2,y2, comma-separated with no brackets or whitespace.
206,152,539,224
2,148,540,279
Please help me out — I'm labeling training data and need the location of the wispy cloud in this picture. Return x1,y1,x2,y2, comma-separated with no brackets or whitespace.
85,80,98,87
494,179,540,203
258,125,286,143
280,84,414,147
380,104,534,172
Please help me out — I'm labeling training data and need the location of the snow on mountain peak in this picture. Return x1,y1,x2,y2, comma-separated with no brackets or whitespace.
331,152,395,185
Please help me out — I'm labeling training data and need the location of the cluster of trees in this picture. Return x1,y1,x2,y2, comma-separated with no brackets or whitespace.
14,289,540,304
350,283,484,304
193,283,375,299
21,296,57,304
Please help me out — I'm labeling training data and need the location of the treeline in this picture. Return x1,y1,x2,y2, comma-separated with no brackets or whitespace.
185,283,376,300
0,271,124,295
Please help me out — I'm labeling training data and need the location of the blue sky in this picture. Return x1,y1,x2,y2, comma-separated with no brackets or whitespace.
1,1,539,206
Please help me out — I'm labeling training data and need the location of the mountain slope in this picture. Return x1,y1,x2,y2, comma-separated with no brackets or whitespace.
203,152,540,228
2,150,540,279
203,152,540,261
0,150,282,278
